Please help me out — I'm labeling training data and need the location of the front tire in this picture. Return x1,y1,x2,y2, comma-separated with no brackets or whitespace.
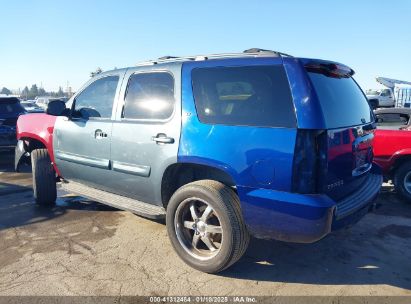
393,161,411,203
31,148,57,206
166,180,249,273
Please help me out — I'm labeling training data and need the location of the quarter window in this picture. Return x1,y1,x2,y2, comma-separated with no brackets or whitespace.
191,65,295,128
74,76,119,119
123,72,175,120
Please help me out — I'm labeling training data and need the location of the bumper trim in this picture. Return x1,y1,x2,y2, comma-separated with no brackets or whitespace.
335,167,382,220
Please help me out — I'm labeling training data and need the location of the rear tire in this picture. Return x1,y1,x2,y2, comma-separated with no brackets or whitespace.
166,180,249,273
393,161,411,203
31,148,57,206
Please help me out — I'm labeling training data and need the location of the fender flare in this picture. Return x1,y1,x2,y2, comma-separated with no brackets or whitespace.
389,149,411,171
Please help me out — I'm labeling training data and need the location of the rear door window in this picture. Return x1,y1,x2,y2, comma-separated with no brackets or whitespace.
191,65,296,128
123,72,175,120
308,72,373,128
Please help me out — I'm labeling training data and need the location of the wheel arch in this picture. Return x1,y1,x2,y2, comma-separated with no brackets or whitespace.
161,162,237,208
15,137,48,171
20,136,48,152
15,136,59,175
391,154,411,176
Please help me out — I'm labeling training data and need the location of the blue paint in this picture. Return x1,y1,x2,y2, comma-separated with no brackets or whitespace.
178,56,381,243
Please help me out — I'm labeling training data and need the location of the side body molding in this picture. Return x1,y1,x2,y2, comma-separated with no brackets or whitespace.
54,150,110,169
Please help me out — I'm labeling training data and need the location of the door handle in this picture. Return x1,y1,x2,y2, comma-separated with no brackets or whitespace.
95,129,108,139
152,133,174,144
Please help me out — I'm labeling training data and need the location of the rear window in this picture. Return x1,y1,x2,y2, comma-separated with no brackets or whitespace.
191,65,296,128
308,72,373,128
0,98,24,114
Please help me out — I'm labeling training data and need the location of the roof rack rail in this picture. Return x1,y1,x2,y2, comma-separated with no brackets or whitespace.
136,49,292,66
243,48,293,57
136,56,195,66
158,56,179,60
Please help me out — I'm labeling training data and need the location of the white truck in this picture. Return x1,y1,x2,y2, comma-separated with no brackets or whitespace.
366,88,395,108
367,77,411,109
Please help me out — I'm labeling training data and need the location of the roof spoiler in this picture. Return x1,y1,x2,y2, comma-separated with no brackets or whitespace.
303,59,354,78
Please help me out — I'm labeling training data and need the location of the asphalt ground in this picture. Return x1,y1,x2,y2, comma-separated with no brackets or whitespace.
0,150,411,297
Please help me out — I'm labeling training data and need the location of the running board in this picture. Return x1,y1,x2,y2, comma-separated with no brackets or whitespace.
60,181,166,219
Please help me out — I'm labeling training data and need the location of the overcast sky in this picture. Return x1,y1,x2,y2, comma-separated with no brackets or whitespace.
1,0,410,92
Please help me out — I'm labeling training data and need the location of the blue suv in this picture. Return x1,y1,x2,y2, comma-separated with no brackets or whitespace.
16,49,382,273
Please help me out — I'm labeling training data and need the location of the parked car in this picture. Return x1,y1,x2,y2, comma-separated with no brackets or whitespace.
374,108,411,202
366,89,395,108
15,49,382,273
0,97,26,149
21,100,44,113
35,97,67,110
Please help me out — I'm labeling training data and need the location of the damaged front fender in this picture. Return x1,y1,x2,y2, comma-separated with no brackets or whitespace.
15,140,30,172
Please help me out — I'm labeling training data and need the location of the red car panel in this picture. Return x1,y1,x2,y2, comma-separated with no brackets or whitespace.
16,113,59,175
373,129,411,175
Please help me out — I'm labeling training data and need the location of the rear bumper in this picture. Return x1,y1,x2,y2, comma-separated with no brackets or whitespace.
239,165,382,243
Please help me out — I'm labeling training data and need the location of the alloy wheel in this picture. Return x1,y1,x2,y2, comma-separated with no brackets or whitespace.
174,197,223,261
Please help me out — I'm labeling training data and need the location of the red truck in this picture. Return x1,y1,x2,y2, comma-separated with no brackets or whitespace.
374,108,411,202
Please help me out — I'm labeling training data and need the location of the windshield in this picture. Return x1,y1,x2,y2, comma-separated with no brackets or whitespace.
308,72,373,128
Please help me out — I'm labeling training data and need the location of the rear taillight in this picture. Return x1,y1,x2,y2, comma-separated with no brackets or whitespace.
292,130,327,194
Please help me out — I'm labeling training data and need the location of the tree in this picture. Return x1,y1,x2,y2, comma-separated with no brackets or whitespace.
29,84,39,97
1,87,12,95
28,84,39,99
38,88,46,96
57,86,64,96
21,86,29,99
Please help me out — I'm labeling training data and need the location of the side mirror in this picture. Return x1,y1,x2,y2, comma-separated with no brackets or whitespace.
47,100,67,116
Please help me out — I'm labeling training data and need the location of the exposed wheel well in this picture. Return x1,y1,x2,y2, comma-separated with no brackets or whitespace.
161,163,237,208
16,138,47,168
392,156,411,176
21,138,47,152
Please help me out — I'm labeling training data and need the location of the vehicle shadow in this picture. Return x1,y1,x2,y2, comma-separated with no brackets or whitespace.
0,150,118,231
222,186,411,290
2,151,411,290
0,191,66,230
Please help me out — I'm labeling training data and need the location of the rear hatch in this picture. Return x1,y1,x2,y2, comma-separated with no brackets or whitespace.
306,62,375,201
324,126,374,201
